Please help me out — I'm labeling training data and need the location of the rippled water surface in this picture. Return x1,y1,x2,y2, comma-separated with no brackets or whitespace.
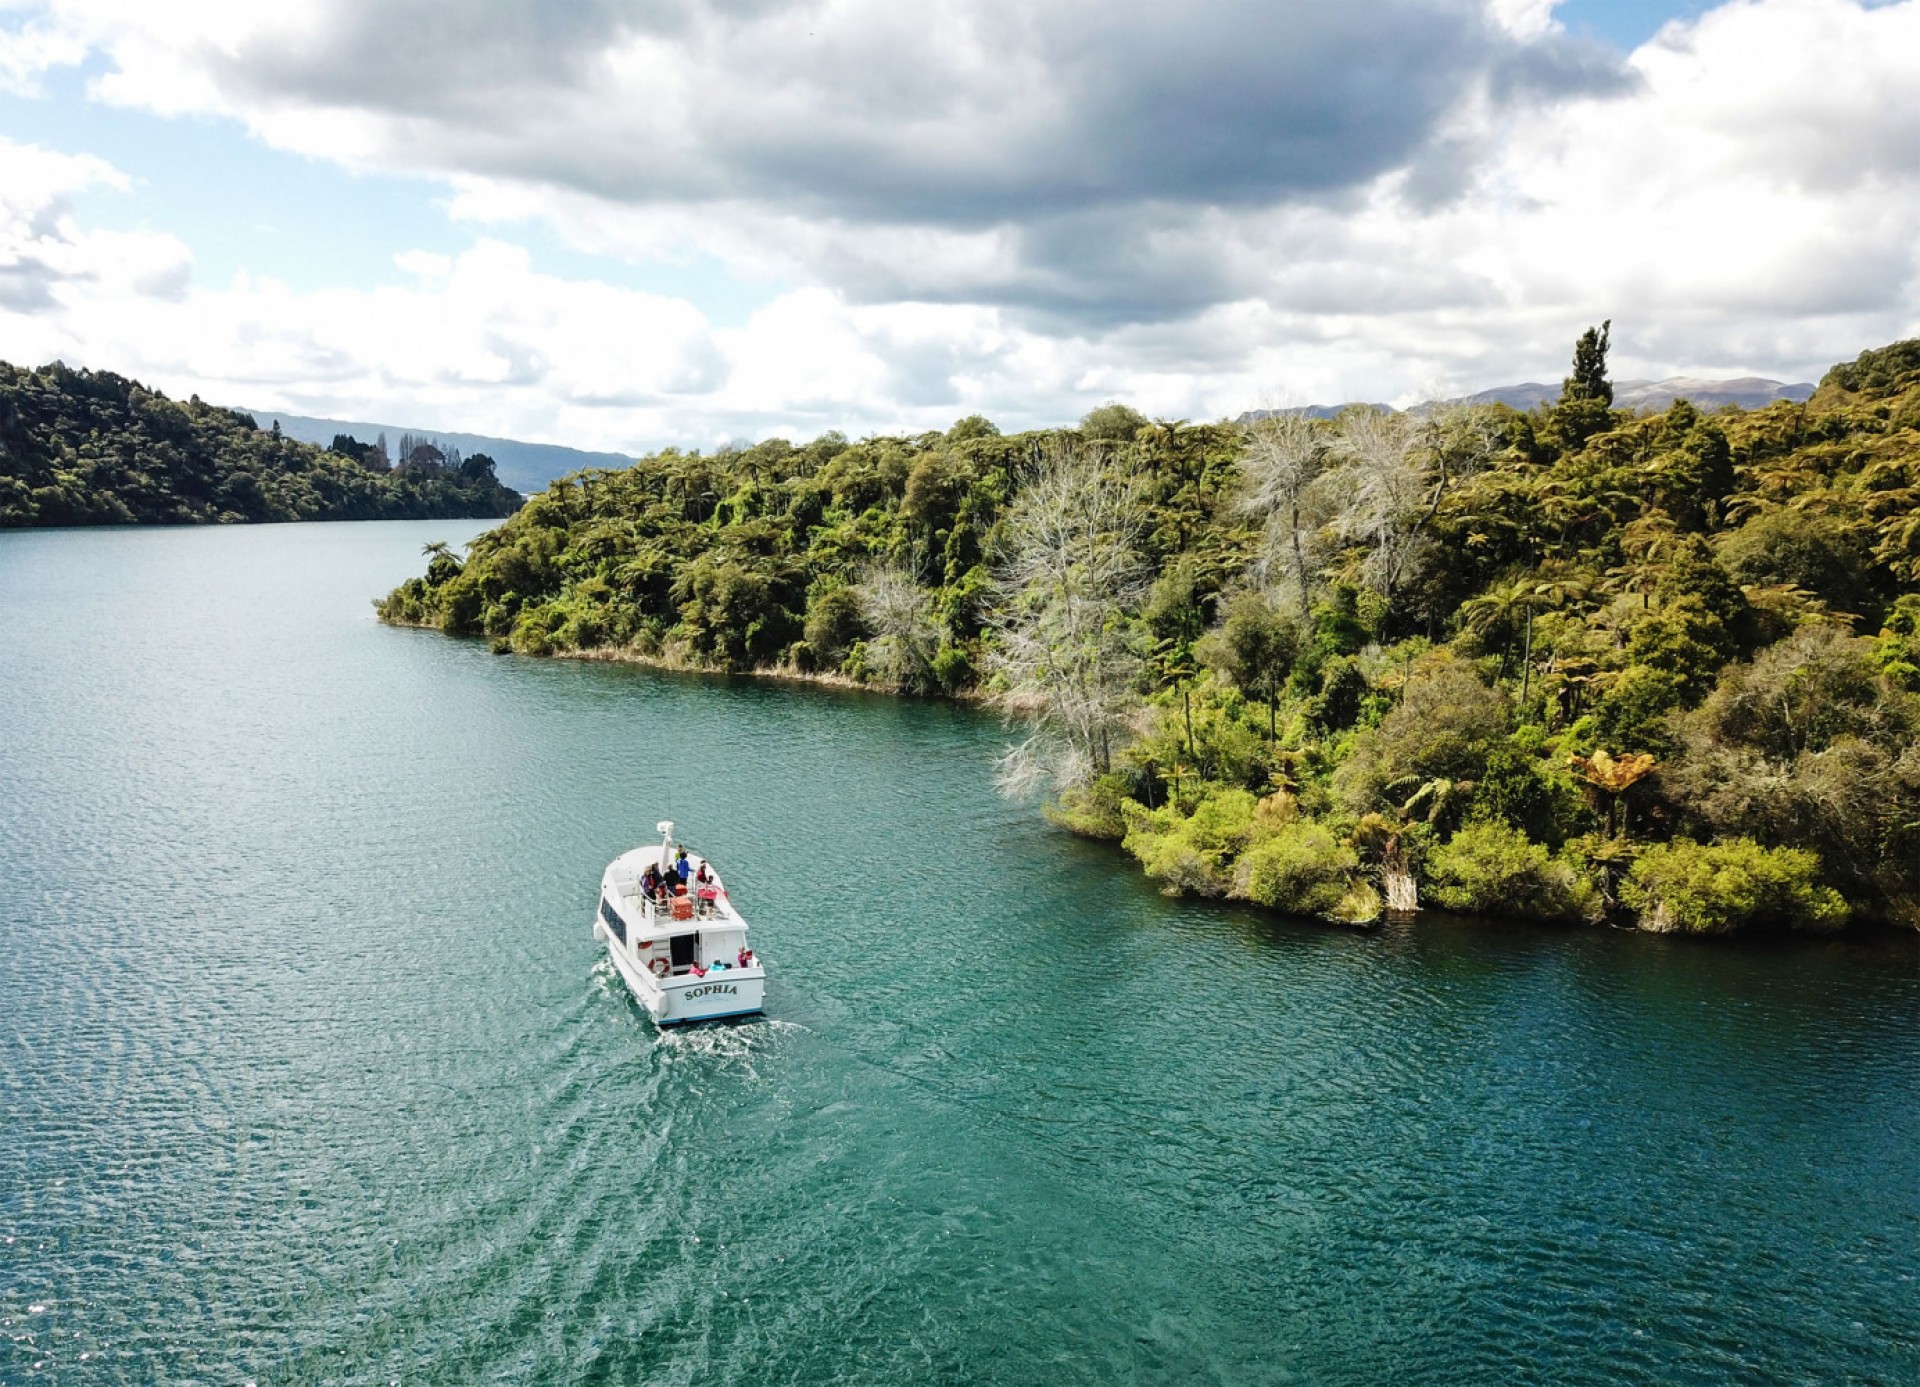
2,521,1917,1385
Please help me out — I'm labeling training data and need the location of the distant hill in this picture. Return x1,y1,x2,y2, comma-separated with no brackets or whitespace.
0,362,522,528
242,409,633,494
1450,382,1557,411
1459,376,1815,412
1241,402,1393,422
1244,375,1816,423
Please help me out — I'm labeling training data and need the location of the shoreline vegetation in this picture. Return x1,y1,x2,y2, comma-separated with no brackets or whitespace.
0,362,522,526
379,330,1920,938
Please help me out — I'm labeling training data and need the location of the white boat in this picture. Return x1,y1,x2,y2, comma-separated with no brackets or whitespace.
594,820,766,1025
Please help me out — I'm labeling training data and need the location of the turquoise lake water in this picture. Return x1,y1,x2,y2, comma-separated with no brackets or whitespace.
2,520,1916,1385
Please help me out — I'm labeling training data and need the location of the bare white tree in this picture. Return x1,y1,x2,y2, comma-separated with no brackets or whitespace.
988,441,1150,799
1330,407,1423,613
1237,410,1333,624
1419,401,1504,496
1330,403,1498,622
856,562,941,691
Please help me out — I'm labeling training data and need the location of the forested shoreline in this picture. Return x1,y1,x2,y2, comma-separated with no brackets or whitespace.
0,362,522,526
379,333,1920,936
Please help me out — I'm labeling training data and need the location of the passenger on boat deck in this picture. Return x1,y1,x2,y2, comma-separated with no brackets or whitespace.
737,947,754,969
640,864,660,897
675,847,692,886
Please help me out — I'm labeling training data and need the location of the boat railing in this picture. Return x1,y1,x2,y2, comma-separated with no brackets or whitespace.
628,894,732,927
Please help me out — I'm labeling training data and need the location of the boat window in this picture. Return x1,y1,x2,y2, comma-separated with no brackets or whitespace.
600,897,626,945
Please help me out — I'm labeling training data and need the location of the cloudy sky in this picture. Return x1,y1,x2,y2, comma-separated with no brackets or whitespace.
1,0,1916,453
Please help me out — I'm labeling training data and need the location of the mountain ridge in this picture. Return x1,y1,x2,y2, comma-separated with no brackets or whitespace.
241,408,633,495
1460,375,1816,412
1243,374,1816,423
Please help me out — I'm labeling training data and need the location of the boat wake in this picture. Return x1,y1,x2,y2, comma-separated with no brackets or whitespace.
654,1015,806,1078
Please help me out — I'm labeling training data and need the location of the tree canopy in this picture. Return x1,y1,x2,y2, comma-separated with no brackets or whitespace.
380,333,1920,934
0,362,521,526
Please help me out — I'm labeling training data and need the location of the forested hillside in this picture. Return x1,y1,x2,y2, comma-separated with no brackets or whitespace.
0,362,522,526
380,332,1920,935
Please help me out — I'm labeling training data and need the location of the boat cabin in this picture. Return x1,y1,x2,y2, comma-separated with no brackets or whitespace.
600,851,752,980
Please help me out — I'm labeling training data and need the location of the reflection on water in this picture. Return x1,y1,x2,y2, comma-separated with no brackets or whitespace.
1,521,1916,1385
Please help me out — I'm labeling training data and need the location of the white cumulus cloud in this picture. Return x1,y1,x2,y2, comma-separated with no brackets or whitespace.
0,137,190,329
0,0,1915,448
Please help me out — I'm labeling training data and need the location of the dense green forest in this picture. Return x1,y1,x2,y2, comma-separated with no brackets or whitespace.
0,362,522,526
380,332,1920,935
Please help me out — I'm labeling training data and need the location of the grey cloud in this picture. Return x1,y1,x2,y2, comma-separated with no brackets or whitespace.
1490,28,1640,102
203,1,1633,325
704,2,1505,222
661,334,730,395
468,331,547,388
822,196,1502,333
880,340,970,409
818,204,1256,328
221,1,663,117
0,255,63,311
1397,133,1485,212
1265,257,1502,316
1740,241,1918,317
132,258,191,301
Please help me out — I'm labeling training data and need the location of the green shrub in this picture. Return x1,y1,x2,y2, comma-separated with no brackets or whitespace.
930,642,974,693
555,605,608,649
1424,819,1603,924
1329,878,1383,926
1185,786,1259,852
1234,821,1357,916
1718,508,1874,618
1047,773,1131,840
1120,786,1258,896
1119,799,1212,895
1875,593,1920,688
510,603,565,656
438,575,484,634
1312,657,1369,730
1332,657,1506,812
1622,838,1849,935
1468,741,1586,846
1589,664,1685,757
375,576,429,625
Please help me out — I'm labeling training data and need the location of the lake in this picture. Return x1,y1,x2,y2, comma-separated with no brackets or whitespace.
2,521,1916,1385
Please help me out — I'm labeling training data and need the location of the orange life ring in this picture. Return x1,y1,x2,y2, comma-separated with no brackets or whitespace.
649,956,669,978
636,940,652,949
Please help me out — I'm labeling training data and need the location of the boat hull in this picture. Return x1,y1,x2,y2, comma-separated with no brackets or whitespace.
598,917,765,1026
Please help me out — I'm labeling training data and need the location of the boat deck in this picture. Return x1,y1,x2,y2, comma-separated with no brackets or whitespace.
597,825,764,1023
